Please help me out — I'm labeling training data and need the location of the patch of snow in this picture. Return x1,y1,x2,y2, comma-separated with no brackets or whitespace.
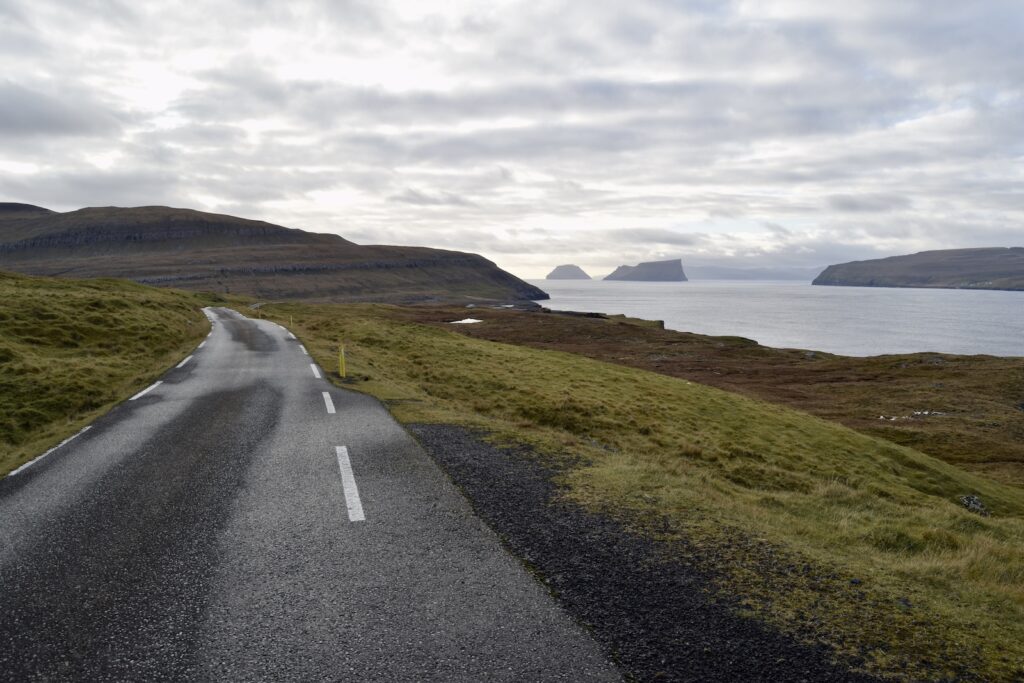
450,318,483,324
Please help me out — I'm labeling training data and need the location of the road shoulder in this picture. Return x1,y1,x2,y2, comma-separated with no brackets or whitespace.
409,424,879,683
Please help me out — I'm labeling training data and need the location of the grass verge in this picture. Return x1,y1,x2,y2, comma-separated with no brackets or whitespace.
0,271,208,476
257,300,1024,681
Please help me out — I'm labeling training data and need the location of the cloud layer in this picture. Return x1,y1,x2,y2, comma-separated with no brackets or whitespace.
1,0,1021,277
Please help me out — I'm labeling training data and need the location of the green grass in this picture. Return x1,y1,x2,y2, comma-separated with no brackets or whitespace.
0,271,209,476
260,301,1024,681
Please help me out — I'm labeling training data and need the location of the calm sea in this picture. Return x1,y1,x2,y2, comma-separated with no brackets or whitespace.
530,280,1024,357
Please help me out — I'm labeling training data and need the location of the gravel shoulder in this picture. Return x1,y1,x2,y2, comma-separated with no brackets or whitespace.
409,423,880,683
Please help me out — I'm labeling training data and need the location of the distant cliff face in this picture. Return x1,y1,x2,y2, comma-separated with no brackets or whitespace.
546,264,591,280
813,248,1024,291
604,259,687,282
0,205,549,303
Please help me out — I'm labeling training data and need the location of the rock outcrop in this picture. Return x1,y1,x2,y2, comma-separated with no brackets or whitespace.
813,248,1024,291
604,259,687,282
545,264,591,280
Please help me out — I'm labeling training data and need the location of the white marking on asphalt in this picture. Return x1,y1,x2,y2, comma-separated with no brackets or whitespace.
310,364,321,379
300,344,308,355
9,426,92,476
322,391,336,414
177,355,193,368
335,446,365,522
198,340,206,349
288,332,296,340
130,381,162,401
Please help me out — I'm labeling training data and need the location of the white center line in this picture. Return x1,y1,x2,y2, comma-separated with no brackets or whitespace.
177,355,193,368
335,446,366,522
300,344,308,355
322,391,336,414
9,426,92,477
310,363,321,379
130,381,162,401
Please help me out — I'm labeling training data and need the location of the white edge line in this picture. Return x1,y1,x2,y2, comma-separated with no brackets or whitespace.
177,355,193,369
130,380,162,401
335,446,365,522
322,391,336,414
300,344,308,355
198,340,206,349
310,364,321,379
10,426,92,476
288,332,296,340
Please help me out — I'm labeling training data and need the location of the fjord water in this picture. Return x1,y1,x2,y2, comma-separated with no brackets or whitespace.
533,280,1023,357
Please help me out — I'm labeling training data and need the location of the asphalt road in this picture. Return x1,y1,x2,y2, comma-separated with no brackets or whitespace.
0,307,619,682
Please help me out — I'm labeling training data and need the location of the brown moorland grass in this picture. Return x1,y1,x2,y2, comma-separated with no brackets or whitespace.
401,306,1024,488
254,301,1024,681
0,271,208,476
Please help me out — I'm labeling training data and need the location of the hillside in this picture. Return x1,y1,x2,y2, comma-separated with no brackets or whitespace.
0,271,207,475
0,204,548,303
604,258,687,281
813,247,1024,291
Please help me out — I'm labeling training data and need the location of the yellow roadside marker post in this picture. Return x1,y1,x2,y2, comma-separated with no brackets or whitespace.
339,344,347,379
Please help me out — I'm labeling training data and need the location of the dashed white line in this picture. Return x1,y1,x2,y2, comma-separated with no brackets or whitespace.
130,381,162,401
322,391,336,414
9,426,92,476
198,340,206,349
310,364,321,379
288,332,296,340
177,355,193,369
335,446,365,522
300,344,308,355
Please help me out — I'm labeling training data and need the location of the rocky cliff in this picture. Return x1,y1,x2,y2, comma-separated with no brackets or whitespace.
813,248,1024,291
545,264,591,280
604,259,687,282
0,204,549,303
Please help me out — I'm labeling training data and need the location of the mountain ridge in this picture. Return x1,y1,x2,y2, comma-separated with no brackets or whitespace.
813,247,1024,291
0,204,548,303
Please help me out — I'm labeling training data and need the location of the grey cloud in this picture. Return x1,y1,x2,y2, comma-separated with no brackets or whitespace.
827,194,912,213
0,82,120,138
388,188,477,207
608,228,709,247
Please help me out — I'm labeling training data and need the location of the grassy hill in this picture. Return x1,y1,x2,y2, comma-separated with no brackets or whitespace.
814,247,1024,290
0,271,207,475
0,203,547,304
257,300,1024,680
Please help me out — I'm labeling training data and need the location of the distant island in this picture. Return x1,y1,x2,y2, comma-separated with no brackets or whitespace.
813,247,1024,291
604,258,687,282
546,264,591,280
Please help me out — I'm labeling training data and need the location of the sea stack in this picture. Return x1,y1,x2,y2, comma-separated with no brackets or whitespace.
604,258,687,282
546,264,592,280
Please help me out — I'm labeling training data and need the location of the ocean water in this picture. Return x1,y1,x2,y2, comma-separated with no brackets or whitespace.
530,280,1024,357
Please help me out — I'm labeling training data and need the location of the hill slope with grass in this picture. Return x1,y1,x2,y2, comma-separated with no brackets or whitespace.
0,271,208,476
0,204,547,304
253,300,1024,680
814,247,1024,290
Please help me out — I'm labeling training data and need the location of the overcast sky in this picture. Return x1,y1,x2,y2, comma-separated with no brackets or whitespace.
1,1,1022,278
